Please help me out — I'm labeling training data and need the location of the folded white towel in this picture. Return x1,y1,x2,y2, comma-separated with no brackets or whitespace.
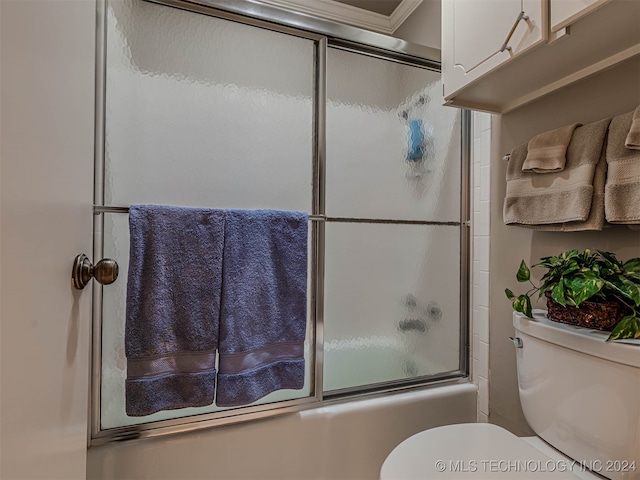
625,104,640,150
605,110,640,224
522,123,580,173
504,119,610,229
522,138,607,232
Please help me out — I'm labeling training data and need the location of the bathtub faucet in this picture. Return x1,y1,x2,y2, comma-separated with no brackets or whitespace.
398,318,427,333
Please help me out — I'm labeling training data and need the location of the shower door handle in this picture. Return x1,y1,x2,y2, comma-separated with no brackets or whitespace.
72,253,119,289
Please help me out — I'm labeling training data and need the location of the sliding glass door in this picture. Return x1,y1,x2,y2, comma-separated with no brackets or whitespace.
92,0,468,442
99,0,318,431
323,47,463,394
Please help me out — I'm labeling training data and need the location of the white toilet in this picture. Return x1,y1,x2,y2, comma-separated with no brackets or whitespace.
381,311,640,479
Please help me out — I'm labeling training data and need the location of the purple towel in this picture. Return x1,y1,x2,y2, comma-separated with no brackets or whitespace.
125,204,224,416
216,209,308,407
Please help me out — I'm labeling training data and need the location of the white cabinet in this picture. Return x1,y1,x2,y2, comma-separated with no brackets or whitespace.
550,0,609,32
442,0,546,102
442,0,640,113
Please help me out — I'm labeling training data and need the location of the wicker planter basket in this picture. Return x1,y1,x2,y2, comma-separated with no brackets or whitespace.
545,292,630,331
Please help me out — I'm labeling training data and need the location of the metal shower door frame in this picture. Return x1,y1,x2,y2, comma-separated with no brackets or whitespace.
90,0,470,445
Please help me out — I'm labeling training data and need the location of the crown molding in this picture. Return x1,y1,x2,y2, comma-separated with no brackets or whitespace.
388,0,423,32
256,0,423,35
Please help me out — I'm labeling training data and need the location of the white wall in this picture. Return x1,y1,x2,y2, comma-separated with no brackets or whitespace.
394,0,442,50
0,1,95,478
490,57,640,435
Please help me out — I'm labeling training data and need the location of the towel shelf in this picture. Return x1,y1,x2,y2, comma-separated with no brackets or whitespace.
72,254,119,290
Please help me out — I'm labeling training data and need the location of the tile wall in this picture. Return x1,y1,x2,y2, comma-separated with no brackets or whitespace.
471,111,491,422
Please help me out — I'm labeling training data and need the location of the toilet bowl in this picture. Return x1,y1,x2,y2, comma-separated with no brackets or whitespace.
381,423,597,479
381,312,640,479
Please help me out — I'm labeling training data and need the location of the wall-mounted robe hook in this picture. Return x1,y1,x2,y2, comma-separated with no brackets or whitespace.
72,254,119,290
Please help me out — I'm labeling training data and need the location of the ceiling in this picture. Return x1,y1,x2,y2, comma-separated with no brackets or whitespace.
333,0,403,16
257,0,422,35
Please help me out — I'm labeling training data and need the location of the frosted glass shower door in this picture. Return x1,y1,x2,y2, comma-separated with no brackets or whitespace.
325,48,462,222
99,0,316,430
323,47,464,393
104,0,314,210
323,223,461,391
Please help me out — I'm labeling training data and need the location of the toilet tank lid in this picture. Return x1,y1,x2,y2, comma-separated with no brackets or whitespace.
381,423,582,479
513,311,640,368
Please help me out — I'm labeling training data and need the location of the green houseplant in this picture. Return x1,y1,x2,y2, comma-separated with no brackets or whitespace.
505,249,640,341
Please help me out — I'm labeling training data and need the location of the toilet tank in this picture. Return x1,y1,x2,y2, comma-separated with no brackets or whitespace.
513,312,640,480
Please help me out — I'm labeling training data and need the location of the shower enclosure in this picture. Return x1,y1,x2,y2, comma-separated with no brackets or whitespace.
93,0,469,443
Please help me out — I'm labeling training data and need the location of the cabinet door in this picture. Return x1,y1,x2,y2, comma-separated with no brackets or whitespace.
550,0,610,32
442,0,546,101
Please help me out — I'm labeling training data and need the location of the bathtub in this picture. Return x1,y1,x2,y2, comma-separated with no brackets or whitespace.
87,382,477,480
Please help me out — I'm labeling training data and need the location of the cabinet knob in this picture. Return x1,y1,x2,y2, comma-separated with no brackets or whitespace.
72,254,119,290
